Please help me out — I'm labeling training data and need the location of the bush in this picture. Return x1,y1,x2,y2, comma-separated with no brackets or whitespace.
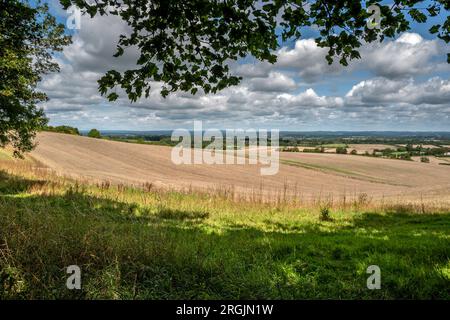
303,147,324,153
319,207,333,221
44,125,80,135
281,147,300,152
336,147,348,154
421,156,430,163
88,129,102,139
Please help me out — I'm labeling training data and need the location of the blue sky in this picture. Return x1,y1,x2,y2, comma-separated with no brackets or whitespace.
38,1,450,131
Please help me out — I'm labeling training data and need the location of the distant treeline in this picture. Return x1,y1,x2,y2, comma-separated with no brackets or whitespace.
42,127,450,153
279,137,450,147
105,135,278,149
43,126,104,139
43,125,80,135
372,144,450,159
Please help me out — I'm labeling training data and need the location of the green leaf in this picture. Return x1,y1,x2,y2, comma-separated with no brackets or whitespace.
107,92,119,101
54,0,448,101
0,0,69,156
409,9,427,23
429,25,440,34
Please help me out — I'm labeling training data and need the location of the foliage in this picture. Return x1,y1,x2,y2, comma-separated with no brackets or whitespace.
44,125,81,136
59,0,450,101
319,206,333,222
280,146,300,152
87,129,102,139
0,0,71,157
336,147,348,154
303,147,325,153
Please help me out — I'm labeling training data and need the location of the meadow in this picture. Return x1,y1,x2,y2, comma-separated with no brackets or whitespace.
0,150,449,299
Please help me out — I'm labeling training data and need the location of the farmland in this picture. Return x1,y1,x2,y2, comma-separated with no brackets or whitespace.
27,132,450,205
1,132,449,299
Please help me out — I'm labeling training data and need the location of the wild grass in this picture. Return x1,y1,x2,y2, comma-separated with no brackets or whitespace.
0,158,449,299
0,149,12,160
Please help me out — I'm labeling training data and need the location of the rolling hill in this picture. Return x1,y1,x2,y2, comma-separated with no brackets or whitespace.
29,132,450,204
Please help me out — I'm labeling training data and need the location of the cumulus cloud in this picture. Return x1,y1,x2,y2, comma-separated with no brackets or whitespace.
363,33,445,79
268,33,448,83
248,72,297,92
276,39,345,82
278,89,344,108
346,77,450,106
63,13,139,73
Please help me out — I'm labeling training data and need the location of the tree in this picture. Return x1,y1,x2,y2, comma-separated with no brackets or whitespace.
0,0,71,157
44,125,81,135
87,129,102,139
59,0,449,101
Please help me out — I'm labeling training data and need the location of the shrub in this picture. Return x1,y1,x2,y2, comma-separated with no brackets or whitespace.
303,147,324,153
281,147,300,152
336,147,348,154
420,156,430,163
88,129,102,139
44,125,80,135
319,206,333,221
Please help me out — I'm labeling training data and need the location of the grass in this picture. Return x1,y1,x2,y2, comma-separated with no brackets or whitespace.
0,159,449,299
0,149,12,160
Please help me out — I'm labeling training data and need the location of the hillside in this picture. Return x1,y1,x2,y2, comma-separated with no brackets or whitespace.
0,153,449,299
30,132,450,204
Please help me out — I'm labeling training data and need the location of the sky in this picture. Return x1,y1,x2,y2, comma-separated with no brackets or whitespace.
39,1,450,131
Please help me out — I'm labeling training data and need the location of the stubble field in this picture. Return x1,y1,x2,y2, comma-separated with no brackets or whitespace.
28,132,450,206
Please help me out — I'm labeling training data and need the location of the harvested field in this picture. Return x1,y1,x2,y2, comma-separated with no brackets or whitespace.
26,132,450,204
398,144,440,148
347,144,396,154
411,156,450,165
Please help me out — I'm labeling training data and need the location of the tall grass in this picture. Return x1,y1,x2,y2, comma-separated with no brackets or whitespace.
0,157,449,299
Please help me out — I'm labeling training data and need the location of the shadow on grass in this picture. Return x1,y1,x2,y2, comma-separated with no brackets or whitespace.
0,170,47,195
0,172,449,300
155,207,210,220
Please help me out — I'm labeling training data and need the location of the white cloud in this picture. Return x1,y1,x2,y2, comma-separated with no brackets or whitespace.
363,33,444,79
248,72,297,92
346,77,450,106
276,39,344,82
278,89,343,108
63,12,138,73
264,32,448,82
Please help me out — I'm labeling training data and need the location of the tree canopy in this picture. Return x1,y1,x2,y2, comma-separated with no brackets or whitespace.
60,0,449,102
87,128,102,139
44,125,81,135
0,0,71,156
